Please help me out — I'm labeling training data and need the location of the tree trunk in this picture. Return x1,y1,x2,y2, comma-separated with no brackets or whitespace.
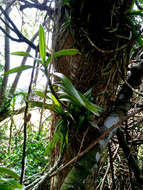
49,0,138,189
0,3,11,106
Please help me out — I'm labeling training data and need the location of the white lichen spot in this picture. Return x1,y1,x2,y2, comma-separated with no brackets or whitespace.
93,164,98,168
96,152,100,162
104,114,120,129
99,139,105,149
53,176,58,186
83,180,86,184
118,94,124,100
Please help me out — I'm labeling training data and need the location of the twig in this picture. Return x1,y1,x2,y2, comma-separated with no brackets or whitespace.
135,0,143,10
99,145,119,190
20,51,37,184
19,0,54,17
86,35,130,54
117,128,143,184
44,65,66,108
78,127,89,154
108,143,115,190
124,80,143,97
25,152,64,190
0,6,37,49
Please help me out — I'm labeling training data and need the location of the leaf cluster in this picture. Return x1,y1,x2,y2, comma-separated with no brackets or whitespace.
3,25,103,158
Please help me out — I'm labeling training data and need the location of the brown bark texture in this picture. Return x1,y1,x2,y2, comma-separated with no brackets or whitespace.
50,0,137,189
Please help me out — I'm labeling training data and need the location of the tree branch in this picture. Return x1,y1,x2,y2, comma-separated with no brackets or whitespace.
19,0,54,17
0,6,37,49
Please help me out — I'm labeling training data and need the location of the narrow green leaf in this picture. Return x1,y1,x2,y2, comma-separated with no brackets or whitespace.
84,88,92,100
0,167,19,179
45,49,80,66
79,92,102,116
54,72,84,106
29,101,51,109
53,49,81,58
35,91,45,98
11,51,32,57
89,121,100,130
29,100,62,114
51,94,61,107
39,25,46,64
128,10,143,17
65,131,69,149
55,72,102,115
4,65,33,76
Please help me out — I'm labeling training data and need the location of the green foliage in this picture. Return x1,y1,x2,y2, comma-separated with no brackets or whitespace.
54,72,102,116
39,24,46,64
5,24,102,157
4,65,33,76
126,0,143,48
0,167,24,190
32,73,102,155
0,129,49,178
11,52,32,57
0,167,19,179
0,97,12,115
7,25,80,76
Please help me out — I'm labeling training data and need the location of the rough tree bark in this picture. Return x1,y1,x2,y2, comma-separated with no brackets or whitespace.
47,0,142,189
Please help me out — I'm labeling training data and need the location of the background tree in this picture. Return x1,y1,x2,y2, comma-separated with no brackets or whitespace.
0,1,11,109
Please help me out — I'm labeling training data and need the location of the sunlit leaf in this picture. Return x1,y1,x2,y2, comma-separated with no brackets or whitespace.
35,91,45,98
53,49,80,58
29,101,51,109
45,49,80,66
4,65,33,76
128,10,143,17
51,94,61,107
0,167,19,179
29,100,63,114
11,51,32,57
39,25,46,64
84,88,92,100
